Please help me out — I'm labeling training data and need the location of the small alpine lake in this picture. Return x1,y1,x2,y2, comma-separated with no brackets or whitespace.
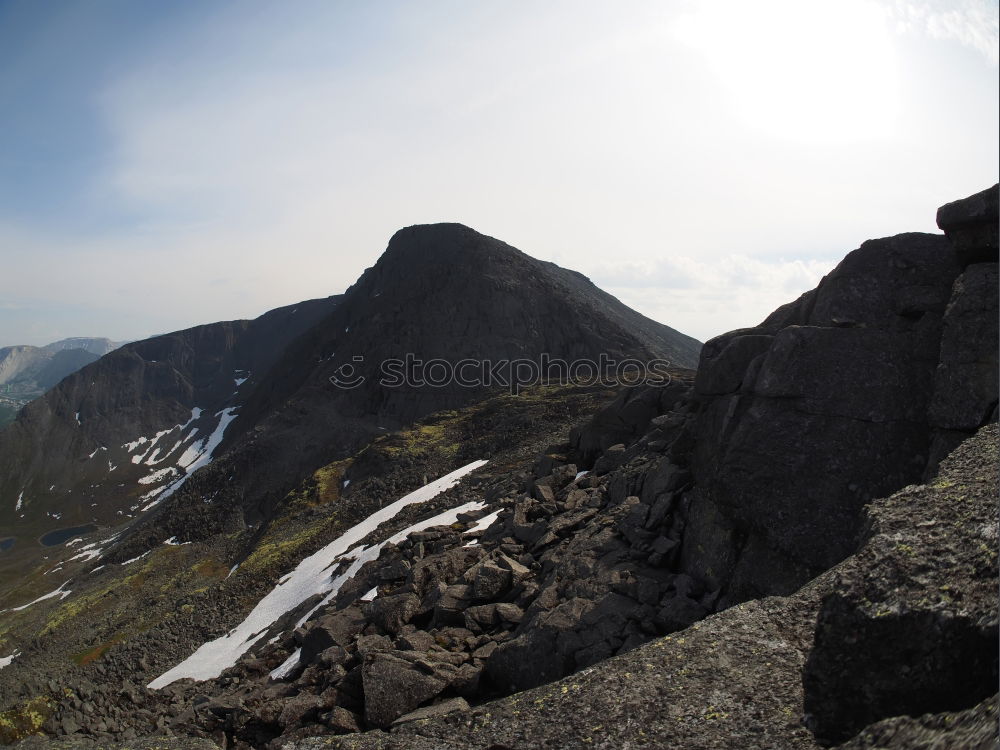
39,525,97,547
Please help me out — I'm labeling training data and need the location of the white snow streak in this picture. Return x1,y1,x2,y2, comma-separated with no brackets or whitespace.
148,459,487,688
0,650,20,671
467,510,501,534
138,467,179,485
269,648,302,680
8,580,73,611
68,547,103,563
140,408,239,511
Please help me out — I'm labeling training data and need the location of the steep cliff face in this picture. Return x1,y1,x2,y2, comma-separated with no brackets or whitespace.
674,186,998,604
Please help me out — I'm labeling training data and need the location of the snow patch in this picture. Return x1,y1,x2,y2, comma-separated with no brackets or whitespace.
176,408,237,474
148,459,487,688
68,548,103,563
269,648,302,680
8,580,72,612
0,650,20,671
15,492,23,512
138,467,179,485
360,587,378,602
467,510,501,534
120,551,150,566
155,407,239,505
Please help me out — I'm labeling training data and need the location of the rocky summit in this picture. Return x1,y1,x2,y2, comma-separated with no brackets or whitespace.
0,189,996,750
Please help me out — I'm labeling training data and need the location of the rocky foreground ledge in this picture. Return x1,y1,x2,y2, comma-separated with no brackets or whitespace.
15,425,995,750
273,424,997,750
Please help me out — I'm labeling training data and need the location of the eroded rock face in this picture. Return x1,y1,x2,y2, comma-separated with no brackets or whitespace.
688,233,959,595
679,210,999,604
361,653,447,728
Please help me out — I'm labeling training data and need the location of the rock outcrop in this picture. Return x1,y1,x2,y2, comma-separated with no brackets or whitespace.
672,186,999,607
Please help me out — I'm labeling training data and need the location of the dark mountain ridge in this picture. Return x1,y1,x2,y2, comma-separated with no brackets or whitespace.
211,223,700,521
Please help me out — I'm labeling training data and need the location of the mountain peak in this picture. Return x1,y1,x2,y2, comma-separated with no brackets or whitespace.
379,223,527,272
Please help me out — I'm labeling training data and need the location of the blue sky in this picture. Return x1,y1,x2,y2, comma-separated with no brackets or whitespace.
0,0,997,347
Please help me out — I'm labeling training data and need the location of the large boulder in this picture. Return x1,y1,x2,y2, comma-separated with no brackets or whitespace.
570,381,691,467
936,183,998,267
361,653,448,729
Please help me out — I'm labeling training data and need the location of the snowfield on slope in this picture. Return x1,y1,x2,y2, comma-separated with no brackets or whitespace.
130,407,240,513
148,459,488,688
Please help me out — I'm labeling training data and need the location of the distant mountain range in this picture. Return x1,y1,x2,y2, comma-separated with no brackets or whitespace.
0,338,125,427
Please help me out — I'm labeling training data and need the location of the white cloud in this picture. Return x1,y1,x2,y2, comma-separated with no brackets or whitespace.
890,0,999,63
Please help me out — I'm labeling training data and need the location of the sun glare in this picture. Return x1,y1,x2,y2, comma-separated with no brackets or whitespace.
673,0,900,142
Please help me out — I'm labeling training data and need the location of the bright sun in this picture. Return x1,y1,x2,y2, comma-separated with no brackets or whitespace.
673,0,900,143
